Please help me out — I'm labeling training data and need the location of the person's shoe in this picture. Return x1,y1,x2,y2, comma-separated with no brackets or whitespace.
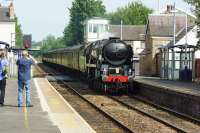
26,104,33,107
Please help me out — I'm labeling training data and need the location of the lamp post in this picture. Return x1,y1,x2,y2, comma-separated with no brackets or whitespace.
185,14,188,67
171,3,176,80
120,20,123,40
11,32,16,48
173,3,176,46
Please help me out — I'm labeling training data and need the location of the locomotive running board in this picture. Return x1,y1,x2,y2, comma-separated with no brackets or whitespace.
86,64,96,67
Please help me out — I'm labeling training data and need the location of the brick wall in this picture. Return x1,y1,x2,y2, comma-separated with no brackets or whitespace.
140,37,171,76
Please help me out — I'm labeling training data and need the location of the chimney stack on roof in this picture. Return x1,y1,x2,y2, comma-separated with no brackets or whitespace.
165,5,175,14
9,2,15,20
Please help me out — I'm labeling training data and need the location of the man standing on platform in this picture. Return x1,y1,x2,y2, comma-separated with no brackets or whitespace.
16,50,34,107
0,50,8,106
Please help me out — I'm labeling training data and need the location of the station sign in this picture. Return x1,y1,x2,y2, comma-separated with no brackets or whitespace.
23,34,32,49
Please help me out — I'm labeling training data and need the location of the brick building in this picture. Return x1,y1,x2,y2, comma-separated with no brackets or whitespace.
140,5,196,76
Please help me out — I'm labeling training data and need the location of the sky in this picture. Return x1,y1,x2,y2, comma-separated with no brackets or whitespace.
0,0,192,41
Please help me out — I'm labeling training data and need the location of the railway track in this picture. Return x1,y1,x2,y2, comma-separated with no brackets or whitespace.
110,95,200,133
130,94,200,124
36,63,200,133
50,81,131,133
36,64,134,133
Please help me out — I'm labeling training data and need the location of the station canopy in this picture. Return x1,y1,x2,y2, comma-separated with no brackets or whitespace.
159,44,197,81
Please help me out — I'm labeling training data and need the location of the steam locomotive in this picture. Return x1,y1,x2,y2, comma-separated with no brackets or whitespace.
42,38,134,92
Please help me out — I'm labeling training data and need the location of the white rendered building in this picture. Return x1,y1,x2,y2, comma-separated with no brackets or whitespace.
0,3,15,48
84,17,110,43
0,3,16,77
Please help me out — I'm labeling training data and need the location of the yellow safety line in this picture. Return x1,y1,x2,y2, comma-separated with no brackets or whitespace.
23,89,30,132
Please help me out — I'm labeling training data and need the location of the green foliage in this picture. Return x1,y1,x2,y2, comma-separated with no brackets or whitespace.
15,17,23,48
63,0,106,46
106,2,153,25
184,0,200,48
39,35,65,53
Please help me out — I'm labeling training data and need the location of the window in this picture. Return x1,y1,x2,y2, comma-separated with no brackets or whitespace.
93,24,98,33
105,25,109,31
89,24,93,32
141,42,145,49
99,24,104,33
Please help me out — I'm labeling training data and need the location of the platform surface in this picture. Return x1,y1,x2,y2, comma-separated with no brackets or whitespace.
0,78,95,133
34,78,95,133
135,76,200,97
0,79,60,133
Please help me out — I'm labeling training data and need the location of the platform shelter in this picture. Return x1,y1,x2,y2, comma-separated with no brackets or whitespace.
159,44,197,81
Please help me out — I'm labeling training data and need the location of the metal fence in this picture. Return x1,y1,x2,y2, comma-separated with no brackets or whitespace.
7,50,22,77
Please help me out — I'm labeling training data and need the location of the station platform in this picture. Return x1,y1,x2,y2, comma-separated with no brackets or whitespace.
134,76,200,120
135,76,200,96
0,78,95,133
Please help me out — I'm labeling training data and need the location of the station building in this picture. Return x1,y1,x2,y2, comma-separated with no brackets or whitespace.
140,5,197,77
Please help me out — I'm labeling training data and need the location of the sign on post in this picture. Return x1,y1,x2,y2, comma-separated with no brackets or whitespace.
23,34,32,49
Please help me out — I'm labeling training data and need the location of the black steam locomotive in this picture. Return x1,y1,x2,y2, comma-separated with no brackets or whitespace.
43,38,134,92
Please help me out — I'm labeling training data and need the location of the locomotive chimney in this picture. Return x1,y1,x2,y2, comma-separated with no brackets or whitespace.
166,5,175,14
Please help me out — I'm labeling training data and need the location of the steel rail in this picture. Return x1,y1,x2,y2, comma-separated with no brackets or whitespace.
60,81,135,133
130,95,200,125
109,95,187,133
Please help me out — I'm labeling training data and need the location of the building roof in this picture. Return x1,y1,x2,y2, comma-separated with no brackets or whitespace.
109,25,146,41
147,14,195,37
147,5,196,37
167,26,195,46
0,7,15,22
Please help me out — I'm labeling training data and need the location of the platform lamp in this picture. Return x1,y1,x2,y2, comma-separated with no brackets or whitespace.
185,13,188,67
170,3,177,46
169,3,177,80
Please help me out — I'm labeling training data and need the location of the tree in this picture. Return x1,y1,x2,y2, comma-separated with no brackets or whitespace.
106,2,153,25
15,17,23,48
184,0,200,48
40,35,65,53
63,0,106,46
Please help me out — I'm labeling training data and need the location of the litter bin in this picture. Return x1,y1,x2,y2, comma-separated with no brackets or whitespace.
179,67,192,81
